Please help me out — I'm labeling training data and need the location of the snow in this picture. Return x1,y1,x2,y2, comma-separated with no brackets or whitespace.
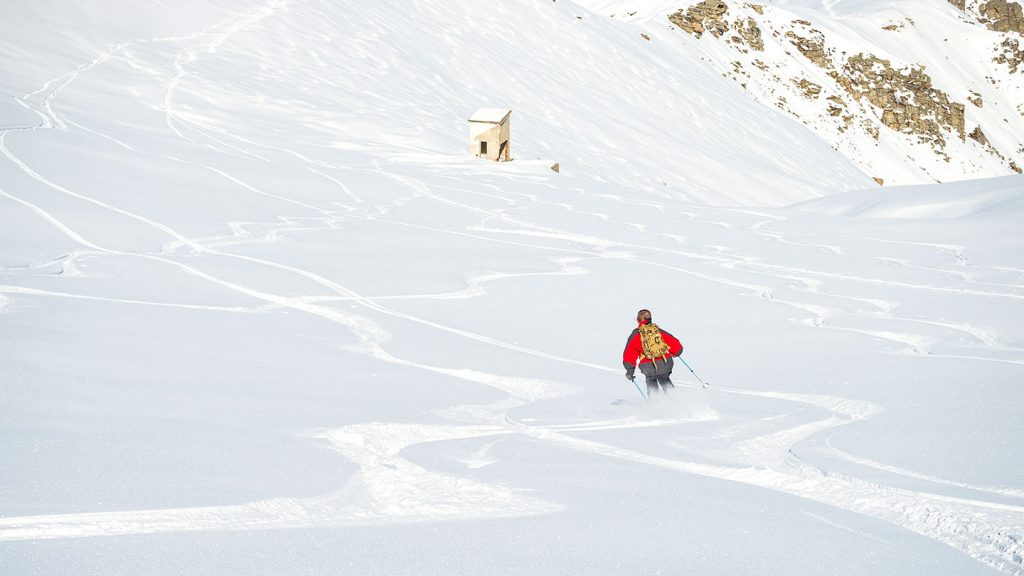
1,0,1023,575
469,108,512,124
793,174,1024,218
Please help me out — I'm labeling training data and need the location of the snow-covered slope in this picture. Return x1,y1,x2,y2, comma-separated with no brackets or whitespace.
2,1,1023,575
793,173,1024,216
0,0,877,207
581,0,1024,186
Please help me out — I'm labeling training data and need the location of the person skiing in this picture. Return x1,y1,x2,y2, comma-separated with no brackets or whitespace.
622,309,684,394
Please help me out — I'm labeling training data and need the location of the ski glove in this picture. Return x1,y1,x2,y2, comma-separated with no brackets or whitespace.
625,370,635,381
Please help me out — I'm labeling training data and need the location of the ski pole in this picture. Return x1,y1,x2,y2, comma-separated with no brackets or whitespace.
678,357,710,389
629,375,647,399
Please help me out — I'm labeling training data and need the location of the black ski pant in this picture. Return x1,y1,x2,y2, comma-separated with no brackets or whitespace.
639,357,674,394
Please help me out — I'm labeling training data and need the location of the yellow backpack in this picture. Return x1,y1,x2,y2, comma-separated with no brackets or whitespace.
638,323,671,360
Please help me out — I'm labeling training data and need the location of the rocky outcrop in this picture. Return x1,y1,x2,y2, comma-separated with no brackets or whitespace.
995,37,1024,72
834,54,965,147
671,6,968,151
826,95,845,116
782,26,966,148
969,125,990,145
882,18,914,31
943,0,1024,73
665,0,1024,182
945,0,1024,33
978,0,1024,34
795,78,822,98
669,0,730,38
735,17,765,50
785,29,831,68
671,1,767,51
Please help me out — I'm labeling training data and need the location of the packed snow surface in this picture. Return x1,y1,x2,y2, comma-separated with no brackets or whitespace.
1,0,1022,575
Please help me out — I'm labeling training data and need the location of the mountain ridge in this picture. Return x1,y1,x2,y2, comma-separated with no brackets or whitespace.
582,0,1024,186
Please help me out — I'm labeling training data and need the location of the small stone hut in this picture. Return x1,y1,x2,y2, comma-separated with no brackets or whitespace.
468,108,511,161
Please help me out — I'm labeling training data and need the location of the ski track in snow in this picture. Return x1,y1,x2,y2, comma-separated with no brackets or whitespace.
821,434,1024,499
1,6,1023,574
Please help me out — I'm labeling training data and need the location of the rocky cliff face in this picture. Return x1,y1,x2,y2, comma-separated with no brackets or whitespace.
972,0,1024,33
613,0,1024,185
837,54,965,151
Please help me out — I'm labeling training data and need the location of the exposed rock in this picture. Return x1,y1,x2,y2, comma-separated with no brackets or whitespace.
949,0,1024,34
969,125,990,145
641,33,651,41
863,120,881,139
994,37,1024,73
834,54,965,148
785,29,832,68
978,0,1024,34
669,1,730,38
736,17,765,50
882,18,914,31
664,0,1021,180
795,78,822,98
873,176,885,186
1011,160,1023,173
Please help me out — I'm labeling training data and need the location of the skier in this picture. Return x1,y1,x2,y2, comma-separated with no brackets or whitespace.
622,309,684,394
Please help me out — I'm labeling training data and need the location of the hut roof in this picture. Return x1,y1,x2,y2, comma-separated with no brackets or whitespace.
468,108,511,124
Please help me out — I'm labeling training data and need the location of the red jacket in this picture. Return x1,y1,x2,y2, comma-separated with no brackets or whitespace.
622,320,683,369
